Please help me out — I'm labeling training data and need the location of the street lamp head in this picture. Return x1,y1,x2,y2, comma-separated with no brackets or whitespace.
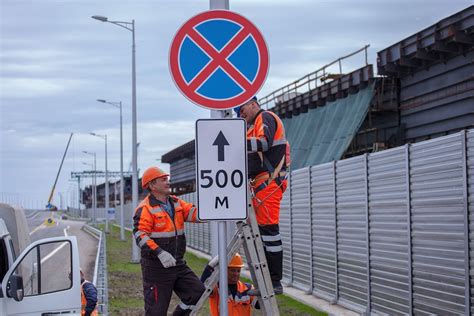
92,15,108,22
97,99,107,103
90,132,106,140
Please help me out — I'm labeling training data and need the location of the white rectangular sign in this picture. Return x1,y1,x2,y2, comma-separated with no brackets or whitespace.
196,119,248,221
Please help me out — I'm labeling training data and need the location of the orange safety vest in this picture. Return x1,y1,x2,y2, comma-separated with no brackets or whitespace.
81,280,98,316
247,110,288,178
209,280,257,316
247,110,288,225
133,195,198,263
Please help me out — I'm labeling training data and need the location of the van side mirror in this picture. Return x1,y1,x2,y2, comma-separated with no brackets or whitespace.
7,274,24,302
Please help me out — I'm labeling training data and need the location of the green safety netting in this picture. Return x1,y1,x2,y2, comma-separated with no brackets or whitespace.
283,84,374,169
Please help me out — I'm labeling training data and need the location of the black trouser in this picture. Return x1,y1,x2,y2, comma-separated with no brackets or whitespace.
258,224,283,282
141,259,205,316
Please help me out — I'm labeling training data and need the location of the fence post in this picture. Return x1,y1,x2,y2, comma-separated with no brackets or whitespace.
333,161,339,303
461,130,471,315
405,144,413,315
364,154,371,314
288,171,294,286
308,166,314,293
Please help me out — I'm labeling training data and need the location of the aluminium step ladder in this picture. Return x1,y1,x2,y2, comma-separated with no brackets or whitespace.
190,187,280,315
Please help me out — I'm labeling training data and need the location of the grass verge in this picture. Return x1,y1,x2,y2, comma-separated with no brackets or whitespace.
103,224,327,315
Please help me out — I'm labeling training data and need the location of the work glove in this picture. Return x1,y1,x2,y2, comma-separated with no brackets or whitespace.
157,250,176,268
208,255,219,268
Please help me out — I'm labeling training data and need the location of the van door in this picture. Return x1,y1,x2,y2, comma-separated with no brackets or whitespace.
2,236,82,315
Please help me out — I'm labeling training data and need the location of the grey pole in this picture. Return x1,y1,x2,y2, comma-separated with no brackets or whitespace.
210,1,230,315
91,16,138,250
77,177,80,209
83,151,97,225
82,161,93,218
105,134,109,233
119,102,125,241
77,177,81,215
90,133,109,231
131,19,141,263
93,152,97,226
97,99,125,240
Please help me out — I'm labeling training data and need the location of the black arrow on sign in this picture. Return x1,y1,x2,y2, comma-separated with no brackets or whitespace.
212,131,229,161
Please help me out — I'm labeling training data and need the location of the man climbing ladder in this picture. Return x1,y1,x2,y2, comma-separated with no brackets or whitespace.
235,96,290,294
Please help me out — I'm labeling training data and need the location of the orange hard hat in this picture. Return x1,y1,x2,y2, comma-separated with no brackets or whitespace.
228,253,244,268
141,167,169,189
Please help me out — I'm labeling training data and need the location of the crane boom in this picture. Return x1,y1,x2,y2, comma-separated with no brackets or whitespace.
47,133,73,208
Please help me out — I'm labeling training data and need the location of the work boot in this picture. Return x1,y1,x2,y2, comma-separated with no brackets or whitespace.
272,280,283,295
172,305,191,316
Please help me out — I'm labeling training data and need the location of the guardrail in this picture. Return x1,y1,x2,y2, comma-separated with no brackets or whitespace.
83,224,109,315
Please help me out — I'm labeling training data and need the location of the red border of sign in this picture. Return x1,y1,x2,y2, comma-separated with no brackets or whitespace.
169,10,269,110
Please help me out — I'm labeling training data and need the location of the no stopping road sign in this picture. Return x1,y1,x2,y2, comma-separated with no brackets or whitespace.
169,10,269,110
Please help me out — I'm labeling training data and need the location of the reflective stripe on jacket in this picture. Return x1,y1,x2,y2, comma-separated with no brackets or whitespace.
247,110,287,179
209,280,257,316
133,194,198,265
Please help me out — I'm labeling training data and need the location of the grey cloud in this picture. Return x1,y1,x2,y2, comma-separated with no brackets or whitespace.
1,0,472,202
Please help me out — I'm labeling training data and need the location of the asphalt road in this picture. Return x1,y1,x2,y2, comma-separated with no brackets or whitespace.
26,210,98,282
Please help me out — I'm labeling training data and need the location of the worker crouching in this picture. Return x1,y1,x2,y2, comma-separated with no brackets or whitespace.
201,253,259,316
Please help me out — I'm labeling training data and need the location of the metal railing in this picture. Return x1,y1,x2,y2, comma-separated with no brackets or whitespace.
259,45,370,110
84,224,109,315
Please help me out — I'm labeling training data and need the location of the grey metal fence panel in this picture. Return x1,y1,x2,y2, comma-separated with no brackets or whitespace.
179,129,474,314
335,155,368,312
281,174,292,284
182,192,199,251
311,162,337,301
203,221,211,254
467,130,474,315
198,218,204,251
368,147,410,315
290,167,312,292
125,203,134,228
410,133,466,315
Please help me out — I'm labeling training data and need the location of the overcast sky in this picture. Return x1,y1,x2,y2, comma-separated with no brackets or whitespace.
1,0,471,208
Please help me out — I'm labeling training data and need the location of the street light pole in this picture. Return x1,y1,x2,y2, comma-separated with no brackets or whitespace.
90,133,109,233
83,151,97,225
98,99,125,240
82,161,94,222
77,176,82,216
130,19,140,262
92,16,139,260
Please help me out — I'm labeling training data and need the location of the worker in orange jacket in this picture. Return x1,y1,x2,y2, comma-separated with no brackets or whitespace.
234,97,289,294
200,253,259,316
80,269,98,316
133,167,205,316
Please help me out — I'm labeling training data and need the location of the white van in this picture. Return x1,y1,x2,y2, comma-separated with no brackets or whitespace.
0,204,82,315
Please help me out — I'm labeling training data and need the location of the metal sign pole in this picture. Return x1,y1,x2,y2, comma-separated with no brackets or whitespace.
210,1,229,315
171,2,268,315
218,222,228,316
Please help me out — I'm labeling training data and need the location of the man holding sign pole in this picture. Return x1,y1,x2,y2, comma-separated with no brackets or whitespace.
235,96,289,294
